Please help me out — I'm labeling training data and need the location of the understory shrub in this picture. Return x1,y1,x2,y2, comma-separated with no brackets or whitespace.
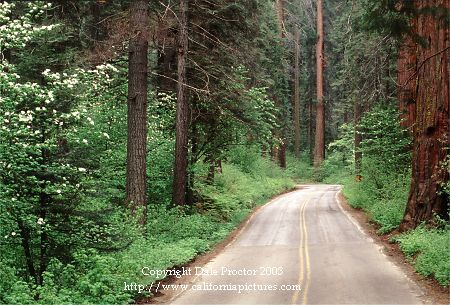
395,225,450,286
0,150,294,304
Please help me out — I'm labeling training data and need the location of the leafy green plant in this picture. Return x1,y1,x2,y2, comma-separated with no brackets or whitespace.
395,225,450,286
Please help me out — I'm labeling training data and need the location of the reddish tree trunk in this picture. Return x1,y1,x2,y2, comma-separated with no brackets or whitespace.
314,0,325,168
400,0,450,230
126,0,149,225
398,25,417,130
172,0,189,206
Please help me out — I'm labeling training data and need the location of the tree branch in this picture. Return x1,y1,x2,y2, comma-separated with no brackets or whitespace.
401,45,450,88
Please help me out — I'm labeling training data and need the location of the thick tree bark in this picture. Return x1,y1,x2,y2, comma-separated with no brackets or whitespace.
398,27,417,130
400,0,450,230
126,0,149,225
172,0,189,206
294,29,301,158
314,0,325,168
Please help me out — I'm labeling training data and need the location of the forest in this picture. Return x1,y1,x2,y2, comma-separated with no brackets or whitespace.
0,0,448,304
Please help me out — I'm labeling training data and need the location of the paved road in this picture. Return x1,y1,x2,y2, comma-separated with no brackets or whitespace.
170,185,424,304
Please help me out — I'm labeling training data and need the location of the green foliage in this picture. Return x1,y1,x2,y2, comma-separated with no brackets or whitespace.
359,106,411,172
358,0,413,37
326,105,449,285
395,225,450,286
0,149,294,304
285,153,314,183
199,146,294,220
343,173,409,233
323,106,411,233
319,123,355,183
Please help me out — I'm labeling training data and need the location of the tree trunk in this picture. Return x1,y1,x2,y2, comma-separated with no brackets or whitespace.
275,0,285,36
314,0,325,168
400,0,450,230
294,29,301,158
172,0,189,206
126,0,149,225
207,158,215,183
398,25,417,130
308,47,315,161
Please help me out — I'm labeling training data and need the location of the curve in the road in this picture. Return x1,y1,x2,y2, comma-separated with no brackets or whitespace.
169,185,425,305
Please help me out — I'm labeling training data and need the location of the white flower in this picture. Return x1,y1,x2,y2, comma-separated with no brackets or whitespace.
37,218,44,225
56,189,61,194
102,132,110,139
11,232,16,236
82,139,88,144
78,167,86,172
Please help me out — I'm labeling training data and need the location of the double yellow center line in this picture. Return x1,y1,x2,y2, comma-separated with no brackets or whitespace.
291,193,313,305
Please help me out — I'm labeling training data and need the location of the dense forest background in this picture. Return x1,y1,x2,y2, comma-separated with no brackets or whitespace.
0,0,448,304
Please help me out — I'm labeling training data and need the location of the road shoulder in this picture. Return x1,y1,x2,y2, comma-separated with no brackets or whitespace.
336,190,450,305
135,186,301,304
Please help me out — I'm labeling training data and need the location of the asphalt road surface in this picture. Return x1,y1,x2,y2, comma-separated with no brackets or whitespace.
170,185,424,304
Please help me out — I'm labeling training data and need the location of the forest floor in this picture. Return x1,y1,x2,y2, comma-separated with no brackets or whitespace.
138,185,447,305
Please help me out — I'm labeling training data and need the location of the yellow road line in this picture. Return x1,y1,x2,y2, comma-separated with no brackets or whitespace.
291,194,312,304
301,195,311,305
